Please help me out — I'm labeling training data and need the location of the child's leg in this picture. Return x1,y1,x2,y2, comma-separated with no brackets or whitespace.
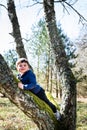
36,88,61,120
36,88,57,113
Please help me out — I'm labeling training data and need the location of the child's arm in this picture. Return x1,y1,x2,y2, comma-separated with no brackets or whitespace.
18,71,37,90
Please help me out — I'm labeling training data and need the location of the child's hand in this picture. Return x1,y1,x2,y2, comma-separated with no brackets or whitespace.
18,82,24,89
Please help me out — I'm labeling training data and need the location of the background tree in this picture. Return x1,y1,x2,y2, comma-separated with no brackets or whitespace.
3,49,18,70
73,24,87,97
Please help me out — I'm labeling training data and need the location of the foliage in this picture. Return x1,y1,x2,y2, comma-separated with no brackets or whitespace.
24,18,50,70
72,24,87,97
3,49,18,70
24,19,76,70
3,19,76,73
57,23,77,67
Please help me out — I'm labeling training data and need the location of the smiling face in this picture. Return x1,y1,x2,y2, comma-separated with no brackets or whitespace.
17,62,29,75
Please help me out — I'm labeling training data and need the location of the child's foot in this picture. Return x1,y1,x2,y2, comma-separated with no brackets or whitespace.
54,110,61,121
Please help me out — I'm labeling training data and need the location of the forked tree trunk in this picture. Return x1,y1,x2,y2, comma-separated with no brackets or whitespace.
0,54,63,130
43,1,77,130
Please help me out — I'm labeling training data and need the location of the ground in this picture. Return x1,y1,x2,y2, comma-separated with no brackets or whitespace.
77,98,87,103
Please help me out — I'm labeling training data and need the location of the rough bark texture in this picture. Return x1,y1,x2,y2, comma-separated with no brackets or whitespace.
0,54,63,130
43,0,77,130
7,0,27,58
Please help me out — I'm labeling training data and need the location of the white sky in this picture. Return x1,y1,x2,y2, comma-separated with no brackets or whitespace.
0,0,87,54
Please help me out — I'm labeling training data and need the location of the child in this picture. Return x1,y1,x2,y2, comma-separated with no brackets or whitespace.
16,58,61,120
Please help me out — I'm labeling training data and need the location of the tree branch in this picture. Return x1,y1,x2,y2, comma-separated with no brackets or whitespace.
24,1,43,8
54,0,87,23
64,1,87,23
0,4,7,10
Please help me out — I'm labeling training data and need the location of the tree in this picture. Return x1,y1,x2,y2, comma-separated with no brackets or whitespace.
7,0,33,71
0,54,63,130
73,24,87,97
3,49,18,70
28,19,50,80
43,1,77,130
74,24,87,77
7,0,27,58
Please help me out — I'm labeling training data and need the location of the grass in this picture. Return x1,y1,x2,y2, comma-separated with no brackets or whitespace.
77,101,87,130
0,97,87,130
0,97,38,130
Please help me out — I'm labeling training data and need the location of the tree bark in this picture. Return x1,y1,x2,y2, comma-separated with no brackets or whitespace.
43,0,77,130
0,54,63,130
7,0,27,58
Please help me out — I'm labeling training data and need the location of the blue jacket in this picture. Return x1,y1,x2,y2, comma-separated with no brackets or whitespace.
17,70,42,94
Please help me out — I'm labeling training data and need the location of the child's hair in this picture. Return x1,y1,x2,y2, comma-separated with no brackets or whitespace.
16,58,33,71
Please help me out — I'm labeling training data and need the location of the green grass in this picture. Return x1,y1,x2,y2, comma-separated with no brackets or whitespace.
77,101,87,130
0,98,38,130
0,97,87,130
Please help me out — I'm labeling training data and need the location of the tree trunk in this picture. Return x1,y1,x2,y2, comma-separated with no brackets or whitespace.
55,71,58,98
7,0,27,58
50,65,53,93
43,0,77,130
0,54,63,130
37,55,40,82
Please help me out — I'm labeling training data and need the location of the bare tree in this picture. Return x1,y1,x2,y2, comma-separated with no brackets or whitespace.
43,1,76,130
7,0,27,58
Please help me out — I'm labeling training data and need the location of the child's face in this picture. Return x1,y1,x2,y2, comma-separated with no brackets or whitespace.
17,62,29,74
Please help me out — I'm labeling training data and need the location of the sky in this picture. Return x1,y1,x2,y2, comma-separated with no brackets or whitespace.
0,0,87,54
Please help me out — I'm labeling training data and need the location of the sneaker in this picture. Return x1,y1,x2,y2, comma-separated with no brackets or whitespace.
54,110,61,121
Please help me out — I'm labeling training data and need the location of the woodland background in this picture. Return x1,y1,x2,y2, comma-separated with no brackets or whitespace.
0,0,87,130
